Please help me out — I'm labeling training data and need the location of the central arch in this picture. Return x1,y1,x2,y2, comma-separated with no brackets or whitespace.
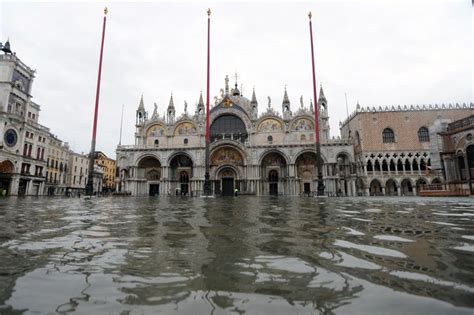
210,146,245,195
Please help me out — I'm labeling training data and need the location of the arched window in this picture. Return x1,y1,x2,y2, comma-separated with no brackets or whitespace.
355,131,360,145
382,128,395,143
267,135,273,143
210,114,247,142
154,139,159,146
184,138,188,145
418,127,429,142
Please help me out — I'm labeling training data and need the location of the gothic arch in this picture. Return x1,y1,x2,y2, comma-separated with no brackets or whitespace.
369,179,383,196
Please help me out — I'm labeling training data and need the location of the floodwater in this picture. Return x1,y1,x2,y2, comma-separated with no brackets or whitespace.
0,197,473,315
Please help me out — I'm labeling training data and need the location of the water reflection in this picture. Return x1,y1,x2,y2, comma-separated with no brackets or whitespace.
0,196,473,314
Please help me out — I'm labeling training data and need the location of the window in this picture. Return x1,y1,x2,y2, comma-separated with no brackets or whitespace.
382,128,395,143
184,138,188,145
355,131,360,146
267,135,273,143
418,127,429,142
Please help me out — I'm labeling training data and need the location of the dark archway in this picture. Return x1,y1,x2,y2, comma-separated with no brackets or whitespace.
401,179,413,196
369,179,383,196
262,151,288,195
0,160,14,195
385,179,397,196
170,154,193,196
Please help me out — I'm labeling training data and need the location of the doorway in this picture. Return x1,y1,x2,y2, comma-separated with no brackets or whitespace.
304,182,310,195
149,184,160,196
222,178,234,196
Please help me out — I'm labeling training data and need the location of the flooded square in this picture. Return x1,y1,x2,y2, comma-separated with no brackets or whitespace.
0,196,473,314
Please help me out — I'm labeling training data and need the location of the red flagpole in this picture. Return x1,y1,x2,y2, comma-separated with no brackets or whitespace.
309,11,325,196
309,12,319,144
203,8,212,195
205,9,211,144
86,7,108,196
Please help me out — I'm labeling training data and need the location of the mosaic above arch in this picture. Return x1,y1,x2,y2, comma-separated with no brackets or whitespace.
257,118,283,132
210,147,244,166
174,122,197,136
292,118,314,131
146,124,166,137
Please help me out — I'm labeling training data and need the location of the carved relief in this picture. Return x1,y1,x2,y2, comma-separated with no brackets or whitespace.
174,122,197,136
292,118,314,131
257,119,283,132
146,124,166,137
211,147,244,166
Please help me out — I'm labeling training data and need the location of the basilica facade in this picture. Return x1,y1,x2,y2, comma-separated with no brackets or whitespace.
116,77,355,196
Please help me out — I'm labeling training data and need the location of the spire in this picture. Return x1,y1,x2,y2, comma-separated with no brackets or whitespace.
198,90,204,106
137,94,145,111
283,86,290,106
168,93,175,109
318,84,326,102
251,87,258,105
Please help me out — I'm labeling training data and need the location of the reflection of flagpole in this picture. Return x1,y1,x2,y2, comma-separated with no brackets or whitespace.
86,7,108,196
309,11,325,196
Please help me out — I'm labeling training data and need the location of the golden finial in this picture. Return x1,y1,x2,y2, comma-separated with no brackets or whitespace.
207,8,211,16
104,7,108,15
308,11,312,19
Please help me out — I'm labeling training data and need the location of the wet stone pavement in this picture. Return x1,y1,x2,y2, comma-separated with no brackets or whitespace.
0,196,473,315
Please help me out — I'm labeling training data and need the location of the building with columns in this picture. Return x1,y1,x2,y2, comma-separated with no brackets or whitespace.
340,103,473,196
116,77,355,196
439,115,474,194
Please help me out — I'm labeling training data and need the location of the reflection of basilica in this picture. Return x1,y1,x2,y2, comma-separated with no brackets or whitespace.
116,76,354,196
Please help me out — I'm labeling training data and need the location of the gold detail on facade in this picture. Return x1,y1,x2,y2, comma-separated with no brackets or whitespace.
257,118,283,132
211,147,244,166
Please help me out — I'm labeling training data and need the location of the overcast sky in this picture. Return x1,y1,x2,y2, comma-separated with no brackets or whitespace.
0,0,472,157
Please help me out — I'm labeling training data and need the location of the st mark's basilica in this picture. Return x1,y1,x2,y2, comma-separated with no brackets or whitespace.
116,76,354,196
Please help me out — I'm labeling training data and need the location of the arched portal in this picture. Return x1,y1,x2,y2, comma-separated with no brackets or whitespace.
169,153,193,196
385,179,398,196
210,146,245,195
261,151,287,195
295,152,319,195
217,167,237,196
0,160,14,195
369,179,382,196
401,178,413,196
137,156,161,196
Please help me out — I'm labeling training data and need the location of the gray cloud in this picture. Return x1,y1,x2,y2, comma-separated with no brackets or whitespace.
1,1,471,157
